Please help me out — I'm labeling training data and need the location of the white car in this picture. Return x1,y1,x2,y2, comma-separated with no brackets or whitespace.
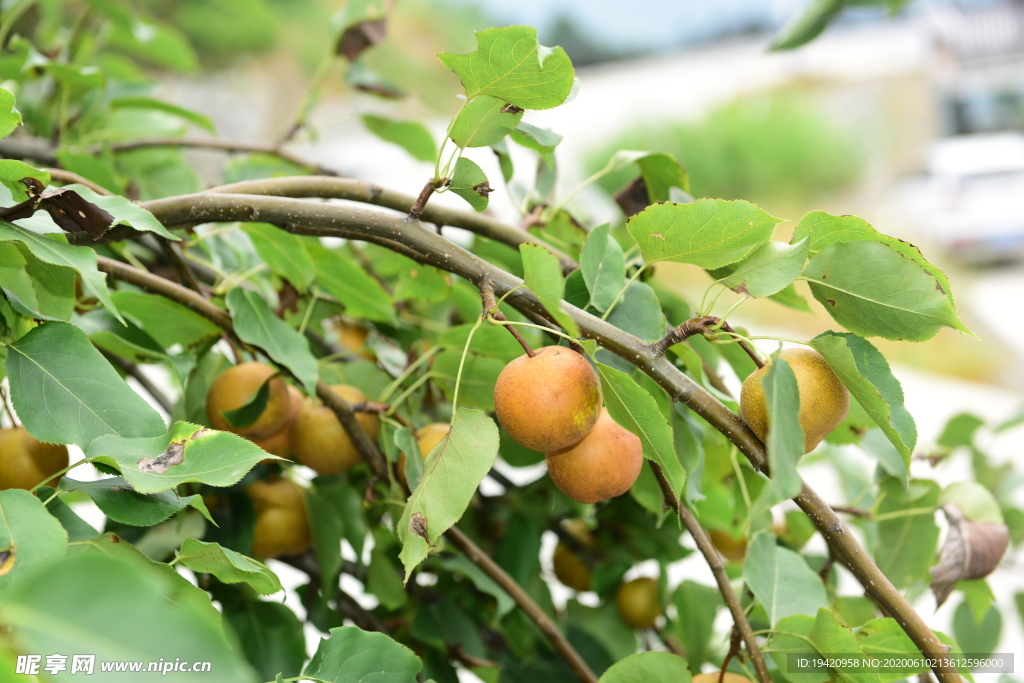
903,133,1024,265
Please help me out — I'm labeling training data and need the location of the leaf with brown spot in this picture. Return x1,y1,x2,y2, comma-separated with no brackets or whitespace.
87,422,279,494
397,409,499,580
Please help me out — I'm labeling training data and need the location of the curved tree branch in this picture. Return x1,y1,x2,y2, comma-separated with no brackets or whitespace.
133,191,958,681
202,176,579,273
94,253,597,683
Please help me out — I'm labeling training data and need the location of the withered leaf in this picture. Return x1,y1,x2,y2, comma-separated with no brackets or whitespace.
39,189,116,239
337,20,387,60
930,504,1009,607
615,176,650,217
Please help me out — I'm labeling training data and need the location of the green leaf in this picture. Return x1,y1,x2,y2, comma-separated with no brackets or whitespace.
581,223,626,311
939,481,1003,524
64,184,179,240
2,553,254,682
108,17,198,72
5,322,166,447
226,288,318,396
175,538,282,595
672,581,722,672
303,626,422,683
362,114,436,163
0,244,40,314
958,579,995,624
0,489,67,598
491,138,514,182
221,373,275,430
634,152,689,202
397,409,499,578
305,484,344,590
395,428,424,492
223,599,306,681
440,555,515,618
61,476,213,527
109,290,221,348
753,357,804,517
520,243,579,337
626,199,782,269
509,121,562,163
19,248,75,321
952,601,1001,659
242,223,315,291
438,26,575,110
0,87,21,139
393,258,450,303
109,96,214,132
874,478,939,589
367,538,407,610
307,242,395,324
809,608,881,683
771,0,845,50
597,362,686,501
35,487,98,542
766,614,826,683
448,157,491,212
598,651,691,682
0,222,121,321
810,331,916,469
857,618,933,683
449,96,524,148
802,240,969,341
77,308,169,363
743,531,828,625
719,239,809,298
432,349,503,412
606,281,666,343
0,160,49,202
87,421,278,494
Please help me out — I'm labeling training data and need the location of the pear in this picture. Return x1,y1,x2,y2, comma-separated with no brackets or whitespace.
552,520,594,592
0,427,69,490
739,348,849,454
709,530,747,563
246,478,311,559
290,385,379,475
616,577,661,629
494,346,601,452
545,408,643,504
253,385,303,460
206,362,291,439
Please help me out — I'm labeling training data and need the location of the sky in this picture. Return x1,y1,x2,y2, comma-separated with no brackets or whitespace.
429,0,1005,54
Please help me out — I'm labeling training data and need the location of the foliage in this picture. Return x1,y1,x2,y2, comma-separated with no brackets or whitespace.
588,90,860,212
0,3,1019,683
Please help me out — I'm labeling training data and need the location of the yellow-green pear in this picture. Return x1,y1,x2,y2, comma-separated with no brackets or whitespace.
739,348,849,454
0,427,69,490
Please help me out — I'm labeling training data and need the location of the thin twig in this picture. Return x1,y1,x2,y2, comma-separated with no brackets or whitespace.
407,179,440,221
719,321,765,369
651,316,719,357
480,281,535,357
160,240,203,293
42,168,112,195
650,462,772,683
0,385,18,427
832,505,873,519
445,526,597,683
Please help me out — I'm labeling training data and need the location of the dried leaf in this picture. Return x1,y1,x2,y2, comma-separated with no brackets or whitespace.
614,176,649,217
930,504,1009,607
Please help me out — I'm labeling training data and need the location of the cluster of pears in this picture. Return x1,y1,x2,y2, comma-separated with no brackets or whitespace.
0,426,69,490
739,348,850,454
493,346,643,504
205,362,377,474
551,521,663,629
245,477,311,559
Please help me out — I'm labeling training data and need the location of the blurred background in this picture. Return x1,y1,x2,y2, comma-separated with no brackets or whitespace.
5,0,1024,677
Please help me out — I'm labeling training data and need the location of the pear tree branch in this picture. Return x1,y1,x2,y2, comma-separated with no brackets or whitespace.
650,462,772,683
109,189,957,682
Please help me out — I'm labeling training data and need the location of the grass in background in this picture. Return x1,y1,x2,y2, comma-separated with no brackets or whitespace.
589,88,862,211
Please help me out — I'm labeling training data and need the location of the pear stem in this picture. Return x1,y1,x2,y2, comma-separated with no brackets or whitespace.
480,281,537,357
